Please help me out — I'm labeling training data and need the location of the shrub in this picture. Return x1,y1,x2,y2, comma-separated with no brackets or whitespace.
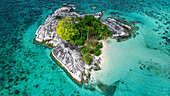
94,49,101,56
69,40,75,44
75,16,80,22
91,49,95,54
82,53,93,65
56,15,62,19
96,42,103,49
96,36,102,40
81,46,92,54
88,41,99,47
75,39,84,45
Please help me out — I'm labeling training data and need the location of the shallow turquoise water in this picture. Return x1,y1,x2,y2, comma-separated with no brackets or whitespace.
0,0,169,96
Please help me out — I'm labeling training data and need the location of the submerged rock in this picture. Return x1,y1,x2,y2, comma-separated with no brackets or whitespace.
14,90,20,95
100,17,130,38
92,64,101,71
110,12,118,15
145,12,153,17
90,5,98,10
96,82,117,96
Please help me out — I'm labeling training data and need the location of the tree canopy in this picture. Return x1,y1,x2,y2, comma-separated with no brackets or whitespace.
73,15,113,41
56,17,80,41
56,15,113,65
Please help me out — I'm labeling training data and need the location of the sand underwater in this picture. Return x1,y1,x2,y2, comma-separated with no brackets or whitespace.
0,0,169,96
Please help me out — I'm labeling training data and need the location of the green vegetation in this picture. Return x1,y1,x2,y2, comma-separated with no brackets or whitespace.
75,16,80,22
56,15,113,65
56,17,80,41
88,41,102,56
80,41,103,65
56,15,62,19
73,15,113,41
81,46,93,65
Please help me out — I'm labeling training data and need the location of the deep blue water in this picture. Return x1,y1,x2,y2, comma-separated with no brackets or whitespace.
0,0,169,96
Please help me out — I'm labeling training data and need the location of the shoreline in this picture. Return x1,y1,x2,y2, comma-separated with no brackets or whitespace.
99,39,108,68
90,39,108,82
51,51,83,86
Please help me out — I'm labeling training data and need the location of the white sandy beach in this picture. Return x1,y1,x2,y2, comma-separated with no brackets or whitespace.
90,35,170,86
99,39,109,67
90,39,110,83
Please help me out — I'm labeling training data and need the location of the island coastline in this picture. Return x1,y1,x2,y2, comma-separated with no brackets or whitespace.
34,3,135,86
51,52,82,86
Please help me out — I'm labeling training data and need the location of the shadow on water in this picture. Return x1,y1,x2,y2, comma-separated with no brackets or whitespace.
84,80,120,96
96,80,120,96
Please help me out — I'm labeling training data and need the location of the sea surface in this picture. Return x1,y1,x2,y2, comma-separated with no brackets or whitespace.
0,0,169,96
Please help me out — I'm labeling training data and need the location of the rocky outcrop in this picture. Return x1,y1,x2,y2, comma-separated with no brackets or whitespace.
100,17,131,38
51,43,84,85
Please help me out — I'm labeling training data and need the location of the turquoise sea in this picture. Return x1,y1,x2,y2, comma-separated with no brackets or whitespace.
0,0,169,96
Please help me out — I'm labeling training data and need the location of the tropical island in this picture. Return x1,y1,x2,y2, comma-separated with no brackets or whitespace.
34,4,134,85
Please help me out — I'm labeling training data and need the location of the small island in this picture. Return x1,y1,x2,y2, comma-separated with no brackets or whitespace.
34,4,132,85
